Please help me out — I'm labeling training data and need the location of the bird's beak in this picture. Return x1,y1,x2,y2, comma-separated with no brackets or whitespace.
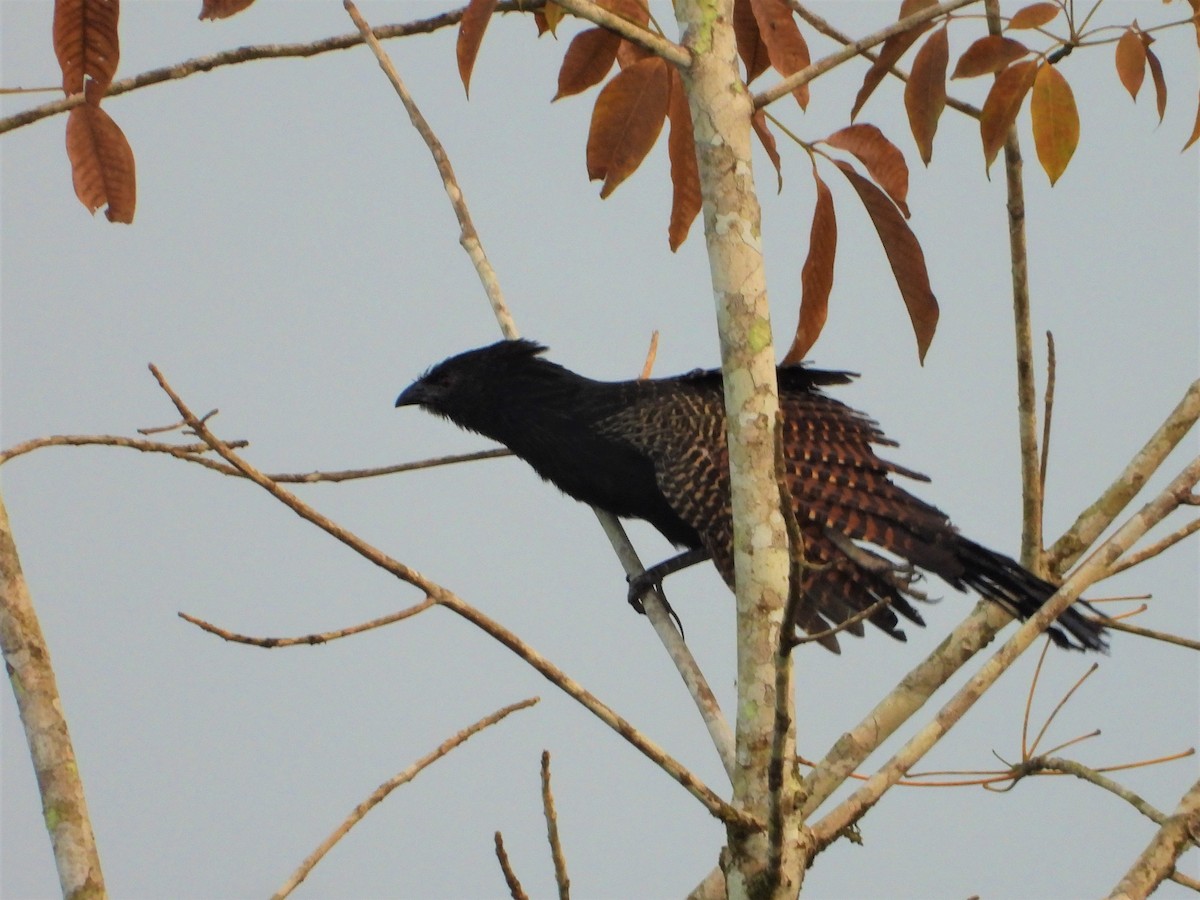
394,383,425,408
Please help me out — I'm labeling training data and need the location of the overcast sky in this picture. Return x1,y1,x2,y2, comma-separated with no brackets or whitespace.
2,1,1198,897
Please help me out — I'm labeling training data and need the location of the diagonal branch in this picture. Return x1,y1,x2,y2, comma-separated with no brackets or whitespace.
272,697,540,899
149,363,753,830
810,455,1200,852
1107,777,1200,899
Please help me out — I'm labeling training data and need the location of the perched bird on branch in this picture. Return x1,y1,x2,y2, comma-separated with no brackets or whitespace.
395,339,1105,652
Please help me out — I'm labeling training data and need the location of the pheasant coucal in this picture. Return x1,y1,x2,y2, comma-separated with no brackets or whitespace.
395,339,1105,652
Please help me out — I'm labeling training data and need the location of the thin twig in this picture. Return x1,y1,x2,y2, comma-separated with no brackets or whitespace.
1048,379,1200,572
148,364,753,829
494,832,530,900
0,2,546,135
544,0,689,66
541,751,571,900
1013,757,1170,826
1094,616,1200,652
1040,331,1056,492
346,0,516,338
177,597,436,647
1106,518,1200,578
1169,868,1200,891
0,431,509,480
272,697,540,899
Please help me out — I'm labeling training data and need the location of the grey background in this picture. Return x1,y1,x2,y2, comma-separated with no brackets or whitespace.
2,1,1197,897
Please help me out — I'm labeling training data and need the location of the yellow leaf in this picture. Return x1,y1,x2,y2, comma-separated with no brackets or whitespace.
1031,62,1079,185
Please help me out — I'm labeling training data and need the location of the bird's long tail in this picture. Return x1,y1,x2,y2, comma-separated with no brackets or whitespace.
952,538,1107,652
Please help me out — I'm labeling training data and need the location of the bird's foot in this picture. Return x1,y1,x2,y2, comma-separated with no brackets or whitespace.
626,572,686,638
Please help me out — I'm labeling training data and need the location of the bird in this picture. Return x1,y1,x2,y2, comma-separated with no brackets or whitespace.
395,339,1106,653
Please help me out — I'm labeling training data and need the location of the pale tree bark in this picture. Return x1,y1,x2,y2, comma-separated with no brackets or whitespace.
673,0,802,895
0,490,105,900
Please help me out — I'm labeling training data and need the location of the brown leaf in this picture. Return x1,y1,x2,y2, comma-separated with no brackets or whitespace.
1030,62,1079,185
951,35,1030,79
734,0,770,84
198,0,255,20
850,0,936,120
784,161,837,364
555,28,620,100
905,26,948,166
751,110,783,192
667,71,701,251
1184,89,1200,151
1115,27,1146,101
65,102,136,223
1007,2,1060,30
1144,43,1168,123
834,160,937,362
980,59,1038,171
749,0,811,108
457,0,499,98
53,0,121,96
586,56,671,198
823,123,909,217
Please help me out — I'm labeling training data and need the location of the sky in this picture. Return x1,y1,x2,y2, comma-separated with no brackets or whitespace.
2,1,1198,897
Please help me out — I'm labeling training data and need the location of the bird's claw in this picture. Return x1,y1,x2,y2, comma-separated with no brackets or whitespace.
625,571,685,638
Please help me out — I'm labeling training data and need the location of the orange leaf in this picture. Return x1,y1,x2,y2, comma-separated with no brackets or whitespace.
1031,61,1079,185
951,35,1030,79
65,102,136,223
198,0,255,20
667,71,701,251
734,0,770,84
555,28,620,100
536,3,566,36
749,0,811,108
980,59,1038,171
53,0,121,96
834,160,937,363
457,0,498,98
1145,43,1167,123
751,110,783,192
1007,2,1059,30
823,124,909,217
905,26,948,166
1115,27,1146,101
784,160,837,364
1184,89,1200,151
851,0,936,120
586,56,671,198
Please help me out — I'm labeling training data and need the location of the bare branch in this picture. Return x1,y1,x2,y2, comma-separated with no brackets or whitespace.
1020,756,1170,827
494,832,530,900
272,697,540,899
1095,616,1200,652
811,455,1200,850
147,364,751,828
753,0,982,108
1105,518,1200,578
1107,777,1200,899
177,597,437,647
0,490,105,899
541,752,571,900
1040,331,1056,492
0,433,247,466
1048,379,1200,573
345,0,516,338
0,2,546,135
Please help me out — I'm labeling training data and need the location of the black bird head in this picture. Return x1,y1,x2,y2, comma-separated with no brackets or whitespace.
395,339,552,421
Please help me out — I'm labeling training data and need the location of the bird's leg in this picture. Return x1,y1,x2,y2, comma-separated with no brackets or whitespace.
626,547,711,610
